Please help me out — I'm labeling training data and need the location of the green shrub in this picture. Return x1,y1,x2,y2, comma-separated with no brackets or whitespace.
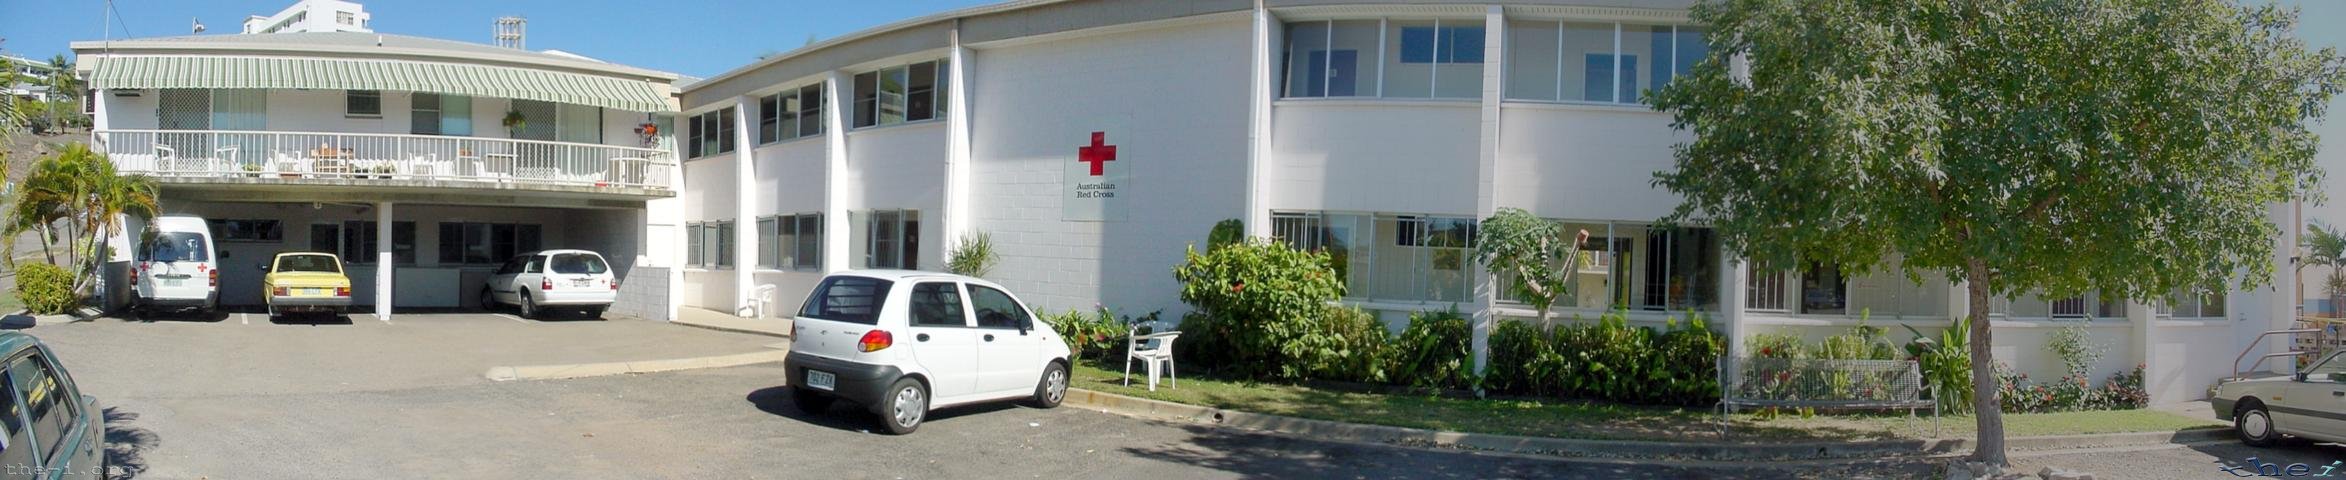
1041,306,1151,369
1304,306,1390,383
1902,316,1975,412
1170,239,1346,380
1748,332,1807,359
1482,311,1722,406
1206,219,1245,252
14,263,74,314
943,231,1000,278
1388,308,1470,389
1814,319,1897,360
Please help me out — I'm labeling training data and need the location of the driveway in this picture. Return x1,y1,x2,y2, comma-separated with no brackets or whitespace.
29,313,1936,479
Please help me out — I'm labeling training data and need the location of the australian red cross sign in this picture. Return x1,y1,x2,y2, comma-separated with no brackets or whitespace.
1063,130,1128,221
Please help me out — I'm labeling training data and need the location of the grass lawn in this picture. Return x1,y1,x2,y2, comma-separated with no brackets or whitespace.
0,292,20,315
1069,365,2221,443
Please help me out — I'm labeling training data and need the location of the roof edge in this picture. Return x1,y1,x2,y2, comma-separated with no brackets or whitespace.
70,37,679,82
689,0,1067,90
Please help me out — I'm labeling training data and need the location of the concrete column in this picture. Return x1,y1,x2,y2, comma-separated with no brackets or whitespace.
1722,254,1749,379
1242,3,1275,238
374,201,393,321
944,24,975,251
732,96,758,316
822,71,853,273
1468,6,1506,377
2127,300,2158,401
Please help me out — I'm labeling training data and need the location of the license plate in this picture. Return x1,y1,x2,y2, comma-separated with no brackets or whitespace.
805,370,836,391
161,278,183,287
571,279,593,287
304,288,325,296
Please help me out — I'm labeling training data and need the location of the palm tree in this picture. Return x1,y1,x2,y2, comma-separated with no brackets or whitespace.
2304,220,2346,316
44,55,73,130
2,144,157,295
0,56,24,135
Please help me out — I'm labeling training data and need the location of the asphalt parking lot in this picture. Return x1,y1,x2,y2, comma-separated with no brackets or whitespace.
26,311,1937,479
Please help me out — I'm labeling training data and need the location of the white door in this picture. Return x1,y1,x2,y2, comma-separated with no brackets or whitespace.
905,281,981,401
488,256,527,304
514,256,546,303
138,231,214,303
967,284,1042,396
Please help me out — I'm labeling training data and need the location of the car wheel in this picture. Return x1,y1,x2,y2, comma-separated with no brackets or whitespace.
478,287,497,311
878,378,927,435
583,307,606,319
519,294,538,319
792,387,835,414
2239,401,2280,447
1031,362,1068,408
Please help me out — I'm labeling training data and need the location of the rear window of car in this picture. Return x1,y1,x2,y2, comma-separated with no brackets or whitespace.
140,232,210,262
798,276,893,325
549,253,609,275
276,255,341,273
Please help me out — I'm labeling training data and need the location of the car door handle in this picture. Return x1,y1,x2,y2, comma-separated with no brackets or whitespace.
984,334,995,342
916,333,930,342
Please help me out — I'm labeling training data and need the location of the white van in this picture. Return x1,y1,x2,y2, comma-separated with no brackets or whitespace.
132,215,218,314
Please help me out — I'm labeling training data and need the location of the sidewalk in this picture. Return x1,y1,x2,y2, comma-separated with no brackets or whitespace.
673,307,792,338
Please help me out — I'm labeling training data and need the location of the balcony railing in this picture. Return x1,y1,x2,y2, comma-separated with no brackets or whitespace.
93,129,674,192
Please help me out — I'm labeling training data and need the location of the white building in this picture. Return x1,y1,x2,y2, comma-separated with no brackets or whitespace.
73,30,681,321
1,53,64,102
242,0,372,35
667,0,2307,405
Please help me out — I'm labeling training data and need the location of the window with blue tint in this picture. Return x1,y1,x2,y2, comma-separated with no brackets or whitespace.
1400,27,1485,64
1583,54,1637,102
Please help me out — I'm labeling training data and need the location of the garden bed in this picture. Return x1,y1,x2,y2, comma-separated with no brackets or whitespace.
1068,365,2220,443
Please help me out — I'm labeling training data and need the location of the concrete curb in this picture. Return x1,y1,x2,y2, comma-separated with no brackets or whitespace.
1065,388,2232,462
668,319,792,339
485,349,791,382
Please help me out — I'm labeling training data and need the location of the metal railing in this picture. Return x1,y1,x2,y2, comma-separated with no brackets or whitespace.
93,129,674,191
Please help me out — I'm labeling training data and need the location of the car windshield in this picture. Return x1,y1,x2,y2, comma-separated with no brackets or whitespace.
276,255,341,273
141,232,209,262
549,253,609,274
797,276,893,325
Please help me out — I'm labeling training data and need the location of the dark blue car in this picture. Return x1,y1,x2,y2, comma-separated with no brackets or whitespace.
0,332,103,479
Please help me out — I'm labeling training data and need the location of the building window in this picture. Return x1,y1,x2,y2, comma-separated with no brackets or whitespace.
863,210,919,269
686,108,735,158
206,219,283,243
1507,20,1706,104
758,214,823,270
687,221,734,268
1272,211,1478,303
686,223,705,267
758,84,824,144
2162,287,2227,319
1282,19,1483,99
853,60,947,129
411,93,441,135
338,221,417,265
716,221,735,268
435,222,542,265
336,11,354,25
345,90,381,117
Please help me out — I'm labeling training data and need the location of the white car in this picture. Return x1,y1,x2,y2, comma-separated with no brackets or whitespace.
2215,349,2346,446
479,250,618,319
132,215,219,314
784,271,1073,434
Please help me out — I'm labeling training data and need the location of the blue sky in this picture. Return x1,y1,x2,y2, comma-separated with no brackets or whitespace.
0,0,999,78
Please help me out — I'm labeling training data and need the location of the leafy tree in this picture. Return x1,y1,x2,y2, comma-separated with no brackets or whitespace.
0,56,23,136
1470,209,1590,373
1652,0,2344,466
4,143,159,296
2306,220,2346,312
44,55,73,130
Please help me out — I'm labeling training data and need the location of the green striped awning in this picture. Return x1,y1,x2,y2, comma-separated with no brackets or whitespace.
88,55,671,113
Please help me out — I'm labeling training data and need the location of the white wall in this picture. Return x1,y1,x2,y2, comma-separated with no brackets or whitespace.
1268,102,1481,216
1493,105,1686,221
968,17,1254,315
680,155,740,311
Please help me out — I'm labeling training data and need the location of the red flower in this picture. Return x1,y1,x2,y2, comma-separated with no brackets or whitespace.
1231,282,1246,293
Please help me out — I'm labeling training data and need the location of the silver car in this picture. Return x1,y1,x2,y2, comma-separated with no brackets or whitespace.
2214,349,2346,446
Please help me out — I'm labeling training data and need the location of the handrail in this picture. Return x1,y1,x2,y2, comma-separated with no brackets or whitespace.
93,128,672,161
2234,327,2324,382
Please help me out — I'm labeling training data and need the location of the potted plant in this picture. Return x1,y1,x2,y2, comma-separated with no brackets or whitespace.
502,110,528,138
240,163,263,178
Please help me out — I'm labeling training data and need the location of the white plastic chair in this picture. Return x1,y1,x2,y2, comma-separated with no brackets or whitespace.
1123,323,1182,391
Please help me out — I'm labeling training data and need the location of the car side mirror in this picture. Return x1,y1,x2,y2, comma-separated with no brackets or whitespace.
1018,316,1033,335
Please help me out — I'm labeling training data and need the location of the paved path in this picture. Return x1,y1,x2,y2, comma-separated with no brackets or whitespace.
29,314,1940,479
2012,437,2346,479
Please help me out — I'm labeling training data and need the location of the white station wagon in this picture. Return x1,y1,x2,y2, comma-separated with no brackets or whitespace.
2215,349,2346,446
783,271,1073,434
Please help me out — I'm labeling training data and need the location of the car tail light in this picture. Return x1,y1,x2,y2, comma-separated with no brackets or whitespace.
858,330,894,353
273,287,288,296
208,269,219,287
542,278,554,291
610,279,620,291
335,287,351,297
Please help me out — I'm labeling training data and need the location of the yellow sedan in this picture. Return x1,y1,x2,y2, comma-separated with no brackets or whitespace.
262,252,353,318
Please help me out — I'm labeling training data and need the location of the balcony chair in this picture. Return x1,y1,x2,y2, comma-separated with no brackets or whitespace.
1123,322,1183,391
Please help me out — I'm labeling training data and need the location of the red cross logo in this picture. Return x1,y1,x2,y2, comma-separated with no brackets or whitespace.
1077,132,1116,177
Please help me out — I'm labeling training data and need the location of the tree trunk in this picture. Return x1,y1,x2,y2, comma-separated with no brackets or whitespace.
1965,257,2006,466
